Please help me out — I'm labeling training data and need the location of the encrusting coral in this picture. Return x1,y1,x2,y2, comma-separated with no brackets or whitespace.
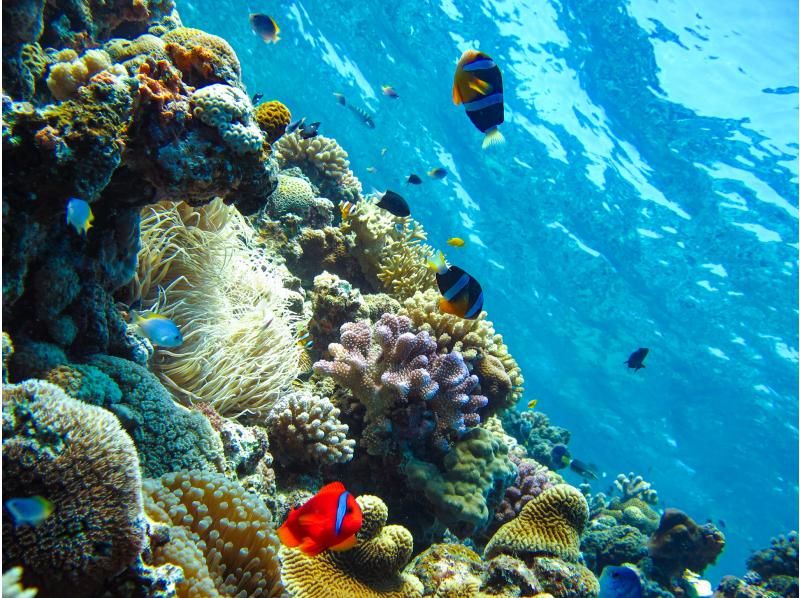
2,379,146,596
190,84,264,155
143,470,284,597
266,391,356,468
279,494,423,597
128,200,302,419
162,27,242,87
254,100,291,144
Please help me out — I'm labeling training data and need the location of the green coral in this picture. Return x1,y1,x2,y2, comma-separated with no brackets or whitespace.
402,427,516,535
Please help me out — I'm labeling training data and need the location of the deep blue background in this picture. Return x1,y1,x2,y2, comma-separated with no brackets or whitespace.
176,0,799,579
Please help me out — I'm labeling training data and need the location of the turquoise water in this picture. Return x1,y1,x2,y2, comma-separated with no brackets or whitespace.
179,0,798,580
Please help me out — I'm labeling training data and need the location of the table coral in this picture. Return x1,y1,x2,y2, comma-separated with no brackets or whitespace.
162,27,241,87
279,494,423,597
266,391,355,468
484,484,589,562
2,379,146,596
143,470,284,597
254,99,291,144
129,200,301,419
648,508,725,581
402,427,516,535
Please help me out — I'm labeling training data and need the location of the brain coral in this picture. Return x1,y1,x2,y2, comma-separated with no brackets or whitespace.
274,132,362,203
484,484,589,562
104,34,169,71
129,200,301,419
265,391,355,467
190,84,264,155
2,379,146,595
143,470,284,597
269,174,316,217
254,100,291,143
279,494,423,597
163,27,242,87
402,427,516,535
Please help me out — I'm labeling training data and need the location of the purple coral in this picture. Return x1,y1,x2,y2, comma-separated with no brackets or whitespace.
495,454,554,525
313,313,487,454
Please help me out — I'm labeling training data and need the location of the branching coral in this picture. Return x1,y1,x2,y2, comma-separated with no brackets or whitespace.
2,379,146,595
400,288,524,409
128,200,301,419
313,313,488,456
494,454,555,527
613,472,659,505
266,391,355,467
162,27,242,87
279,494,423,597
143,470,284,597
273,132,362,204
190,84,264,155
402,427,516,535
254,100,291,144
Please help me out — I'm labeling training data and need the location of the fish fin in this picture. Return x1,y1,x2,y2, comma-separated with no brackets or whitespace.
481,127,505,150
426,251,447,274
276,522,302,547
297,537,326,556
271,18,280,34
329,534,358,552
452,81,463,105
438,295,469,317
317,481,347,496
468,77,491,95
297,513,329,528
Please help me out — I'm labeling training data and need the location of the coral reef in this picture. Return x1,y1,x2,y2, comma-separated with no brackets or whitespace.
613,472,659,505
501,410,570,469
580,517,648,571
190,84,264,155
266,391,355,468
46,49,121,100
254,100,291,144
162,27,241,87
746,531,799,580
409,543,485,597
143,470,284,597
3,379,146,595
279,494,423,597
494,453,556,527
648,508,725,581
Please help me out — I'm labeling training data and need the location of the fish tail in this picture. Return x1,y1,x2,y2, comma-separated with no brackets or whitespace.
426,251,447,274
481,127,505,149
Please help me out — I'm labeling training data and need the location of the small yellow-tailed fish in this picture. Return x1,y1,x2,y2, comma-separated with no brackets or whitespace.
131,310,183,348
249,13,280,43
66,198,94,235
5,496,54,527
452,49,505,149
527,399,537,410
427,251,484,319
382,85,399,99
428,167,447,179
447,237,465,247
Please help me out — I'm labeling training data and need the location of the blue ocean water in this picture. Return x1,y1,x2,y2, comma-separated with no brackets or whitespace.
178,0,798,579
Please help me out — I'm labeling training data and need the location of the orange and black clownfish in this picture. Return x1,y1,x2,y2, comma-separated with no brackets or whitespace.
277,482,363,556
427,251,484,319
452,49,505,149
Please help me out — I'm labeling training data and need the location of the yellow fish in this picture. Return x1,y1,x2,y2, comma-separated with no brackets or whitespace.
527,399,538,410
447,237,465,247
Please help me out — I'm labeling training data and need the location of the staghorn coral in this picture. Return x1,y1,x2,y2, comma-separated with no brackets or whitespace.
494,453,555,527
484,484,589,562
313,313,488,456
266,391,355,467
128,200,301,419
190,84,264,155
143,470,284,597
2,379,146,596
648,508,725,581
274,131,362,203
279,494,423,597
402,427,516,535
162,27,241,87
613,472,659,505
254,100,291,143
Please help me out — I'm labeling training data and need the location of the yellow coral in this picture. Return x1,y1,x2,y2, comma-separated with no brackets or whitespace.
46,49,119,100
400,288,523,406
129,200,301,419
279,494,423,598
484,484,588,562
163,27,241,86
254,100,291,143
143,470,284,597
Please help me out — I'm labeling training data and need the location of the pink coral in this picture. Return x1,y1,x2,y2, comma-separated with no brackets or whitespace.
495,454,554,526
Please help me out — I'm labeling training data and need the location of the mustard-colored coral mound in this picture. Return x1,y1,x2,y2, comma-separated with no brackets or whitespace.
484,484,589,562
3,380,145,596
279,494,423,598
143,470,284,597
46,48,120,100
163,27,241,86
400,288,524,407
342,197,435,299
254,100,291,143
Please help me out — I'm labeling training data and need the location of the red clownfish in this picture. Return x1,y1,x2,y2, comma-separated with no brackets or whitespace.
277,482,363,556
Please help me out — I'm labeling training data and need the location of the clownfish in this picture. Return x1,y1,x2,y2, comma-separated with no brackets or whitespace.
277,482,363,556
427,251,484,319
452,49,505,149
66,198,94,235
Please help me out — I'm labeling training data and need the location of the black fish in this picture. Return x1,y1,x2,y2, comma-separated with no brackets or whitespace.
300,121,321,139
252,92,264,104
407,174,422,185
286,117,305,134
250,13,280,43
570,459,599,480
427,252,484,319
625,347,649,372
376,190,410,217
550,443,571,469
453,50,505,148
347,104,375,129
